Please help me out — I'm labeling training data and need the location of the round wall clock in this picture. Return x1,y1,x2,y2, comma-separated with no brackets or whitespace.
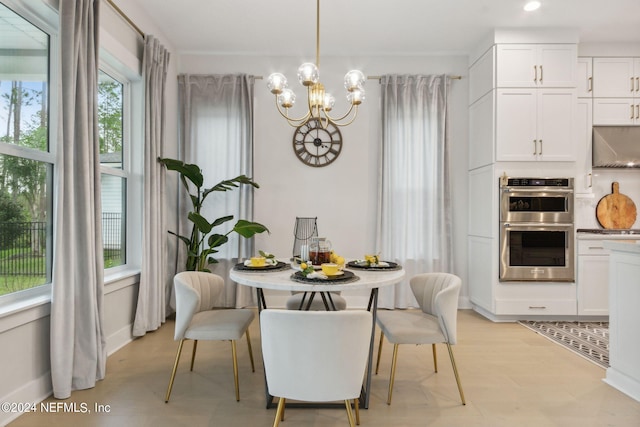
292,118,342,167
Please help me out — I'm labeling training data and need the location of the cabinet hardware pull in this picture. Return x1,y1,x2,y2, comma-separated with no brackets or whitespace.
588,172,592,188
539,65,543,83
534,65,537,82
533,140,537,155
633,77,635,92
539,139,542,155
636,77,639,92
588,77,592,92
632,105,635,119
588,246,605,250
636,104,639,120
529,306,546,309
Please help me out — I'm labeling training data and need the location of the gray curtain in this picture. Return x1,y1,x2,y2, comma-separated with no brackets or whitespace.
50,0,106,399
132,36,170,336
177,74,255,308
376,74,452,308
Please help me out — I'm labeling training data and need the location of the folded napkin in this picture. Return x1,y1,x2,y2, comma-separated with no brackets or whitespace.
377,261,390,267
305,272,328,280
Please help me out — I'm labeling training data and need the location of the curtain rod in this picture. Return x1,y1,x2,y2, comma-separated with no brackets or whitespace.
105,0,145,39
255,75,461,80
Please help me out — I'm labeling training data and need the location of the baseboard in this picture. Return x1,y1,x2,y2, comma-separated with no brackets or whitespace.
106,323,134,356
0,371,52,426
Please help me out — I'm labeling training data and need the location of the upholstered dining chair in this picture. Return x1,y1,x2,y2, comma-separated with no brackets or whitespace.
165,271,255,403
260,309,372,427
375,272,466,405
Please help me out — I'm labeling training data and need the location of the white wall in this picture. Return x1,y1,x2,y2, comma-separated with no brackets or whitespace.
179,54,470,305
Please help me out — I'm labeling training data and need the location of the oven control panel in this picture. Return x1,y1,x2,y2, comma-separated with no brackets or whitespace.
506,178,572,187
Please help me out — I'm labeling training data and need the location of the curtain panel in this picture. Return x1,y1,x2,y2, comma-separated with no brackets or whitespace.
132,36,171,337
176,74,255,308
376,74,453,309
50,0,106,399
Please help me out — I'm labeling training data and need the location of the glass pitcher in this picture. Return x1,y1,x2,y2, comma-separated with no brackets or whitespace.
309,237,332,265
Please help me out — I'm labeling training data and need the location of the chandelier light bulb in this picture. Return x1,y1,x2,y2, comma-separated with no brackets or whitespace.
344,70,365,92
297,63,320,86
347,87,365,105
278,88,296,108
323,93,335,111
267,73,287,94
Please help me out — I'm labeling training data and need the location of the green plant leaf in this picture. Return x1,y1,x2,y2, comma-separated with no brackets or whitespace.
208,233,229,248
158,157,204,188
234,220,269,238
188,212,213,234
211,215,233,227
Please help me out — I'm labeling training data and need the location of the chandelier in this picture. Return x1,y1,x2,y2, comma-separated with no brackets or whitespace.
266,0,366,129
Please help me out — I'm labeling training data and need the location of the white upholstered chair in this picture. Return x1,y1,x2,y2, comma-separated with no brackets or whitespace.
375,273,466,405
260,309,372,427
165,271,255,403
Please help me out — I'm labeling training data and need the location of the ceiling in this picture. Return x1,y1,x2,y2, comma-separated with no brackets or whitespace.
119,0,640,57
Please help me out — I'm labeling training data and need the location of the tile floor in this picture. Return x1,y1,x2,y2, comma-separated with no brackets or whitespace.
8,309,640,426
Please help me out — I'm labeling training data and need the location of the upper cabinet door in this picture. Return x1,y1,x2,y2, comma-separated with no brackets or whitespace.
577,57,593,98
593,57,636,98
497,44,577,88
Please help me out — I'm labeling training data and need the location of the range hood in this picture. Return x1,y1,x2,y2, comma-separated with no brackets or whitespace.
593,126,640,168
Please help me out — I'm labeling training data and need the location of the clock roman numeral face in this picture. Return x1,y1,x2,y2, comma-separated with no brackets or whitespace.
292,119,343,167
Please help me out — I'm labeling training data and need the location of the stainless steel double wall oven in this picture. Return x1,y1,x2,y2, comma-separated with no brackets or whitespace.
499,177,575,282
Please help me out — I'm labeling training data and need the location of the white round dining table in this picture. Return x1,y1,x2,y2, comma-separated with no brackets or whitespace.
229,259,405,409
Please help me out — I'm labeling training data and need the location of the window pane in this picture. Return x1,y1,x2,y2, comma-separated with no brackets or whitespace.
98,71,123,169
101,174,126,268
0,153,51,296
0,3,49,152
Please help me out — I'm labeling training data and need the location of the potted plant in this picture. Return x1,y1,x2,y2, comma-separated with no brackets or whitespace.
159,157,269,272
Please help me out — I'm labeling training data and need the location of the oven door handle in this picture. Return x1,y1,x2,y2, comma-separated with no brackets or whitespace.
502,188,574,194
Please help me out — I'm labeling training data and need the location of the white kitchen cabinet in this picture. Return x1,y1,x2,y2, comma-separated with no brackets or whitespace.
575,98,593,194
577,57,593,98
496,44,577,88
593,98,640,125
496,88,576,161
593,57,640,98
577,240,610,316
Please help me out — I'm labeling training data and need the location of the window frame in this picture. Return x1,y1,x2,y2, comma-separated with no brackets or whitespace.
0,0,57,308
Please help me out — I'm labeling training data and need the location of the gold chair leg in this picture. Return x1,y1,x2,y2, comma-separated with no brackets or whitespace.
344,399,356,427
231,340,240,401
354,398,360,425
387,343,399,405
432,343,438,373
280,398,285,421
446,343,466,405
375,331,385,375
165,339,185,403
273,397,285,427
246,329,255,372
190,340,198,371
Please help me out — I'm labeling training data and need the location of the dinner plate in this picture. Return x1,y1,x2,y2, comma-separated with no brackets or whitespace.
346,260,400,270
291,270,356,283
235,261,288,271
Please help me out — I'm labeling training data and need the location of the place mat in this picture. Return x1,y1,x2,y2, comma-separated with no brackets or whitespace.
233,261,290,272
290,270,360,284
346,260,402,271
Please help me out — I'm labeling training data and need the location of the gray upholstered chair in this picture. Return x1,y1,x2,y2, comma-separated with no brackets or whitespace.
375,273,466,405
165,271,255,402
261,309,372,427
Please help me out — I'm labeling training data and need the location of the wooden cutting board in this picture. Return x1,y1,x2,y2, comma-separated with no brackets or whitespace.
596,182,637,229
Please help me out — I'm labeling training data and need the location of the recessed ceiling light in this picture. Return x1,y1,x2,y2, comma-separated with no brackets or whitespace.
524,1,541,11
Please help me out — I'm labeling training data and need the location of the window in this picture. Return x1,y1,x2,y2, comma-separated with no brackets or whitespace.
0,3,53,298
98,70,127,269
